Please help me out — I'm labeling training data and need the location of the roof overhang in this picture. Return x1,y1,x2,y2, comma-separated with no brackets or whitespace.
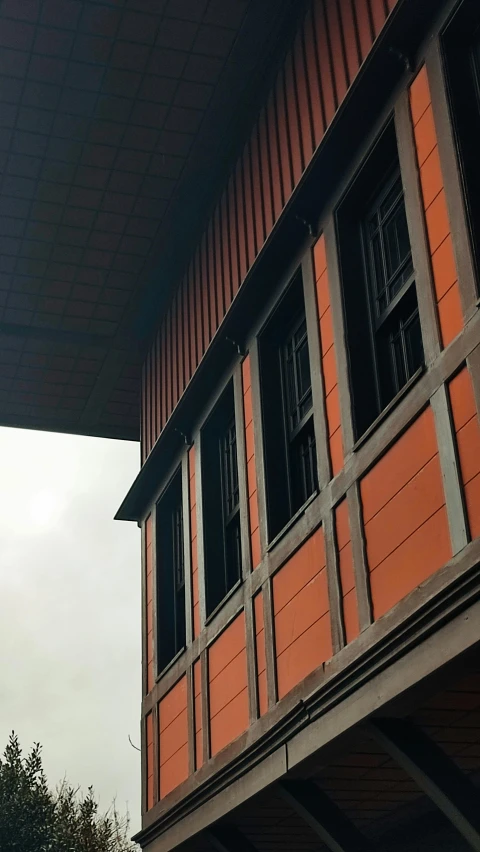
0,0,306,441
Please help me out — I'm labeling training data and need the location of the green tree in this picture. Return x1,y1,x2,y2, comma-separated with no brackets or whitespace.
0,732,137,852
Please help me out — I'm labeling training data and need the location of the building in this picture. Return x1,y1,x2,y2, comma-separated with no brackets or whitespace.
1,0,480,849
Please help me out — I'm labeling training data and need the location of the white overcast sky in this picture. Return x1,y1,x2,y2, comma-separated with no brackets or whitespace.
0,426,142,835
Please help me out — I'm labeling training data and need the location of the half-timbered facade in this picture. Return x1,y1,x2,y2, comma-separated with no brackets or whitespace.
120,0,480,848
1,0,480,850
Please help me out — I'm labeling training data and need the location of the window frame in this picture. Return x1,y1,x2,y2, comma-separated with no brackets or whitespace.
362,164,422,407
201,379,244,620
155,466,187,677
335,120,425,440
257,271,319,544
363,168,416,332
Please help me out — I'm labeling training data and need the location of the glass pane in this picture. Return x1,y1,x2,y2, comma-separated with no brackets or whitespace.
366,170,415,324
225,515,241,589
172,503,184,591
368,211,379,237
405,309,423,377
377,290,388,315
294,318,307,348
390,326,407,392
285,348,298,430
299,389,313,422
175,585,185,655
380,176,402,219
282,314,313,435
389,257,414,301
220,420,239,518
384,200,410,280
297,336,312,401
290,419,317,511
372,232,385,299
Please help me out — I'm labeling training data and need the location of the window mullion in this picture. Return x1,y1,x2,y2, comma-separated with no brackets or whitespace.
219,438,229,598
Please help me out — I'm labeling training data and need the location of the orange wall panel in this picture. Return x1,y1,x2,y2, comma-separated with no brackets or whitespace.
146,711,154,811
360,407,438,523
313,235,344,476
208,611,249,757
276,614,332,702
273,528,332,699
275,570,329,656
361,407,451,619
193,659,203,771
141,0,394,463
254,591,268,717
367,508,451,620
365,458,446,570
145,514,154,694
335,500,360,644
158,676,189,799
410,66,463,349
188,447,200,638
242,355,261,568
449,367,480,540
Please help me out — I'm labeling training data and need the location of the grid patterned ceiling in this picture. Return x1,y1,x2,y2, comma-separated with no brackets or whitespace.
0,0,299,440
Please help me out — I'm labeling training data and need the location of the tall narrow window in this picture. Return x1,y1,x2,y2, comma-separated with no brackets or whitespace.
202,382,242,616
282,314,317,511
220,416,242,590
156,470,186,673
337,122,424,438
363,168,423,406
443,0,480,286
259,273,318,541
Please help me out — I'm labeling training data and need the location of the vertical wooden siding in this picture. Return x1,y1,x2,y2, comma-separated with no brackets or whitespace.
158,676,189,799
242,356,261,569
208,612,249,756
188,447,201,639
141,0,399,463
145,515,154,694
409,66,464,348
313,234,344,475
360,407,451,620
253,591,268,717
272,528,332,700
193,658,203,770
449,368,480,541
335,499,360,643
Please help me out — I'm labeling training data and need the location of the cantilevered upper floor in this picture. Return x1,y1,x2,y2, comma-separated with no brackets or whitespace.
116,0,480,850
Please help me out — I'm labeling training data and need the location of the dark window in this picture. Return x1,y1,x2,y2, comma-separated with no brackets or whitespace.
337,123,424,438
156,470,185,673
282,315,318,510
259,273,318,541
443,0,480,286
202,382,242,616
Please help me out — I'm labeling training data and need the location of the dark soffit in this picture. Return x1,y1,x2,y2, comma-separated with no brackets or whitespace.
0,0,305,442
